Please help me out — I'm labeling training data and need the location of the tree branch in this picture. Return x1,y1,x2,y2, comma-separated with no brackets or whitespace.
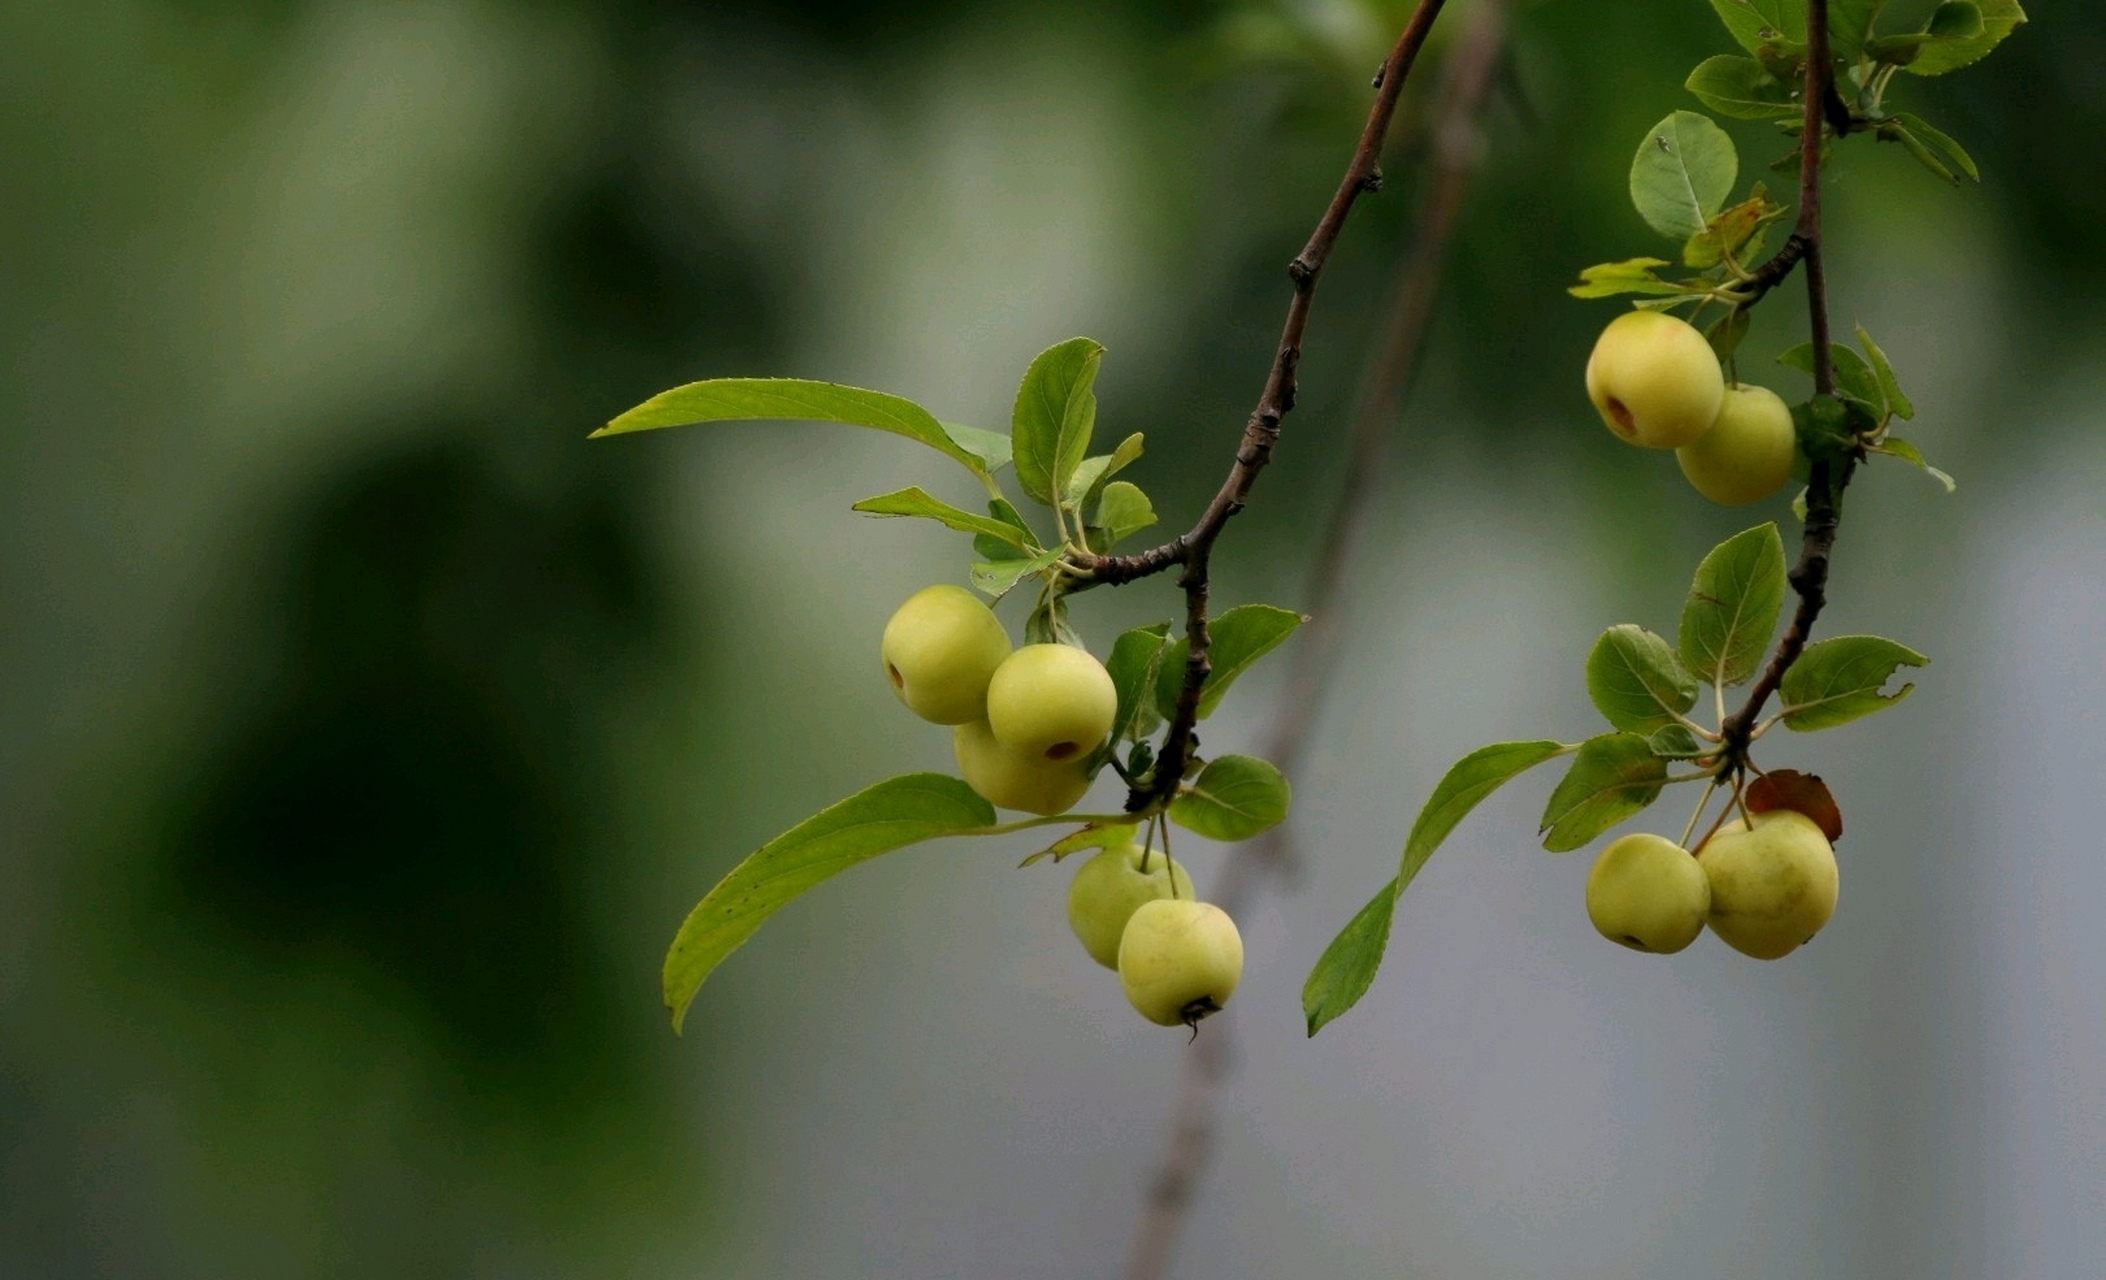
1077,0,1452,814
1116,7,1508,1277
1719,0,1857,766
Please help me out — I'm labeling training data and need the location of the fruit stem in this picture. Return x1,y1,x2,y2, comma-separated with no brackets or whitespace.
1680,779,1720,850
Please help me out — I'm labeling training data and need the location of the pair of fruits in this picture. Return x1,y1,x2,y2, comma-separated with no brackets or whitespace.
1584,310,1797,506
1584,809,1838,959
882,584,1117,815
1067,841,1243,1028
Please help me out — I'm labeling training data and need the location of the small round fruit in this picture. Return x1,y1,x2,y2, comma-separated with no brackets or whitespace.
1117,899,1244,1029
1067,843,1193,970
881,585,1012,725
1585,833,1711,954
1696,809,1839,960
985,643,1117,763
1584,310,1726,449
953,719,1091,816
1677,384,1797,505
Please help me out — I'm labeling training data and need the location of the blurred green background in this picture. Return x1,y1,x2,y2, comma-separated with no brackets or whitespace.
3,1,2101,1276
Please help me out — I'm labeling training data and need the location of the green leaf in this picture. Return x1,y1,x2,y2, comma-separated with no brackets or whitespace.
1011,337,1105,508
1302,738,1566,1036
1707,1,1809,59
1648,725,1711,759
1779,634,1929,730
1568,258,1695,299
1685,55,1801,119
941,421,1013,475
852,487,1037,549
1903,0,2024,75
1539,733,1669,852
1778,341,1885,413
1854,323,1915,420
1928,1,1985,39
1629,111,1740,242
1586,625,1701,734
1154,604,1307,722
662,774,997,1031
596,378,997,481
1831,0,1886,58
1297,880,1398,1040
1679,523,1788,688
971,546,1064,600
1169,755,1291,842
1302,880,1398,1038
1706,306,1754,363
1099,622,1172,758
1018,822,1138,869
1066,431,1146,508
1092,480,1157,547
1879,437,1957,491
973,497,1039,562
1402,740,1570,886
1684,188,1786,268
1888,112,1981,182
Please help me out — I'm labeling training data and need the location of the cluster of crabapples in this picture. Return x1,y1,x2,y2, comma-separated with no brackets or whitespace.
883,584,1244,1029
1586,310,1797,505
1585,810,1837,959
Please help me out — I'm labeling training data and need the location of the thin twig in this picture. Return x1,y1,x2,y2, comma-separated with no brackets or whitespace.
1075,0,1453,816
1719,0,1857,767
1116,8,1508,1279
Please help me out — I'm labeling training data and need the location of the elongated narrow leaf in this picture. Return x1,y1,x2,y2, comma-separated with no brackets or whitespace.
1903,0,2025,75
1679,524,1788,688
1019,822,1138,869
663,774,997,1031
1780,634,1928,730
1302,738,1564,1036
1169,755,1290,842
597,378,991,480
1302,880,1398,1037
1587,625,1701,734
1629,111,1739,242
1154,604,1307,722
1879,437,1956,491
1099,622,1172,757
853,487,1037,550
1889,112,1981,181
971,546,1064,600
1401,740,1569,886
1685,55,1800,119
1011,337,1105,507
1854,323,1914,420
1568,258,1693,299
1539,733,1668,851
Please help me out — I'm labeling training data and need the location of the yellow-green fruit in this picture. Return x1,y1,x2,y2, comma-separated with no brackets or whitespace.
985,643,1117,763
1066,843,1193,970
1117,899,1244,1028
1584,310,1726,449
953,719,1091,816
1697,810,1839,960
1677,384,1797,505
1585,833,1711,954
881,585,1012,725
